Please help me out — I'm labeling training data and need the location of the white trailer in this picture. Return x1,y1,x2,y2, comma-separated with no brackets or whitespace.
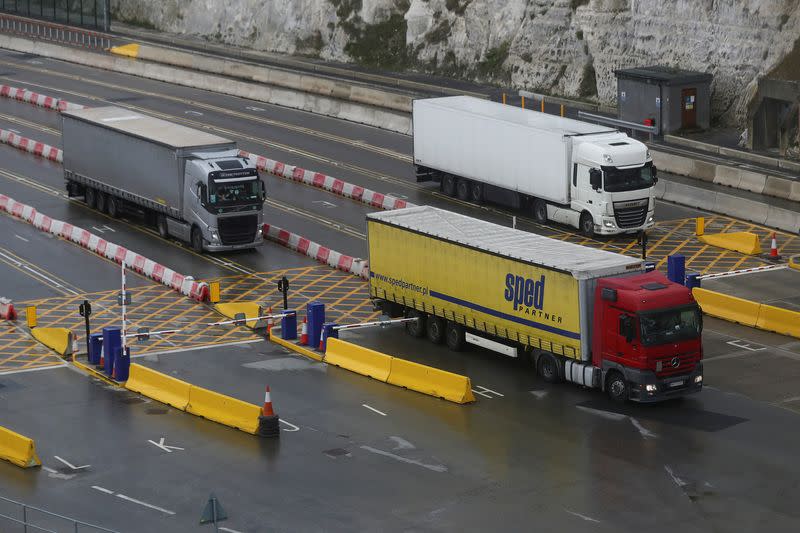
413,96,658,236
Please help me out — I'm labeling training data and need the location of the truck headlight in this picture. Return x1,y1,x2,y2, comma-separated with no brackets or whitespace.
604,220,614,228
694,375,703,384
647,216,654,224
645,384,657,392
210,230,219,241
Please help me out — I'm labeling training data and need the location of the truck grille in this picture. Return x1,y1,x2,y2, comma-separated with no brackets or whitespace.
218,215,257,245
655,352,699,378
613,199,648,228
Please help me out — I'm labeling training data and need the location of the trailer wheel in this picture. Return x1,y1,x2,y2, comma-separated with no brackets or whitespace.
580,212,595,237
106,196,120,218
470,182,484,204
537,353,561,383
456,179,470,201
156,214,169,238
445,321,466,351
426,316,445,344
190,226,204,253
533,199,548,223
442,175,457,197
405,310,426,338
85,187,96,209
95,192,107,214
605,371,628,402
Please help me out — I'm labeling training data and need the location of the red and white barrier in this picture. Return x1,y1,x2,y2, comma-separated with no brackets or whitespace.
240,150,414,211
0,84,87,112
0,297,16,320
263,223,368,279
0,194,209,301
0,128,62,162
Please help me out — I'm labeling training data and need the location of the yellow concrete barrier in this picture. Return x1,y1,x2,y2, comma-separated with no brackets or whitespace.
387,357,476,404
692,288,761,327
214,302,264,329
698,232,762,255
30,327,73,356
756,304,800,339
324,338,392,381
0,426,41,468
269,329,323,362
790,255,799,272
186,386,260,434
124,363,191,410
109,43,140,58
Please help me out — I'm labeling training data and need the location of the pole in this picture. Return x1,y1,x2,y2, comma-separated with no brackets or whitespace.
82,299,91,352
212,497,219,532
120,262,127,352
640,230,648,260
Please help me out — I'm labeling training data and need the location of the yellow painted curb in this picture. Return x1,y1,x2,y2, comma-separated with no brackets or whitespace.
790,255,799,272
0,425,41,468
109,43,140,58
215,302,264,329
31,327,73,356
269,330,323,362
698,232,762,255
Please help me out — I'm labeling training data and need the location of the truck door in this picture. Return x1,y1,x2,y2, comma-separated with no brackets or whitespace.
571,163,595,214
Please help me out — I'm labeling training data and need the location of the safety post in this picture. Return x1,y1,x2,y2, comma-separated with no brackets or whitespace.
277,276,290,309
695,217,705,236
257,385,280,438
78,299,92,356
521,96,525,109
667,254,686,285
26,306,37,328
560,104,565,117
502,93,506,105
541,98,545,113
208,281,220,304
639,230,649,260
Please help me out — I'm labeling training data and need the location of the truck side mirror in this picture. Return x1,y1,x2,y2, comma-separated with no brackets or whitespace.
620,314,635,343
589,169,602,191
260,179,267,202
198,184,207,206
651,165,658,183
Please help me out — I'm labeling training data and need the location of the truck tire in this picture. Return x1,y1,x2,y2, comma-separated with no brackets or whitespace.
533,199,548,223
537,353,561,383
156,214,169,238
580,212,595,237
442,175,457,197
190,226,204,253
106,196,120,218
95,192,107,214
605,371,628,402
470,182,484,204
85,187,96,209
426,316,445,344
456,179,470,201
445,321,466,351
405,310,426,338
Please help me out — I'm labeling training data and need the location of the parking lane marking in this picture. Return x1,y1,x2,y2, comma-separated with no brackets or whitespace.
91,485,176,515
471,385,504,398
360,445,447,473
148,437,184,453
362,404,387,416
91,486,114,495
219,528,245,533
54,455,90,470
726,339,767,352
564,509,601,523
14,234,28,242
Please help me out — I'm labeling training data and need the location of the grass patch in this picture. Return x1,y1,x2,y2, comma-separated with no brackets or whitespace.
345,13,409,69
477,40,510,80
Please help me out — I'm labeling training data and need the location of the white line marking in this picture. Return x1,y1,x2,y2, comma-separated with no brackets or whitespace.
14,234,28,242
362,404,387,416
8,128,21,133
54,455,91,470
219,528,245,533
91,485,114,495
779,396,800,404
630,418,657,439
529,390,548,399
131,339,262,358
279,419,300,432
564,509,601,523
42,466,57,474
148,437,184,453
664,465,688,488
726,339,766,352
185,110,203,116
360,446,447,473
245,106,265,112
0,363,68,376
116,493,175,515
576,405,628,421
471,385,504,398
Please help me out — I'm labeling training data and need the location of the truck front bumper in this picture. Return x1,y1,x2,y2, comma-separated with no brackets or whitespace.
626,363,704,403
596,213,656,236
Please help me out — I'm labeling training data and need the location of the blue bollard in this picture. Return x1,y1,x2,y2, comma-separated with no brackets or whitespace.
667,254,686,285
685,273,701,290
88,332,103,365
102,326,121,378
644,261,656,272
281,309,297,341
114,346,130,382
319,322,338,352
306,301,325,351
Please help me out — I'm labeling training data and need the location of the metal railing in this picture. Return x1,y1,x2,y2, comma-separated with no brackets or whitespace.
577,111,658,142
0,12,112,49
0,496,119,533
0,0,109,31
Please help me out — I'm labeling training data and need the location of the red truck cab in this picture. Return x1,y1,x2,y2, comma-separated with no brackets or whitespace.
592,270,703,402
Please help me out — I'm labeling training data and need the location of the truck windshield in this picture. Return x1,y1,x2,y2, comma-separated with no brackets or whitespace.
603,163,655,192
209,178,260,205
639,305,702,346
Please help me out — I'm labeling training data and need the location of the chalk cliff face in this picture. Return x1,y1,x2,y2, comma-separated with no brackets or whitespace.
111,0,800,124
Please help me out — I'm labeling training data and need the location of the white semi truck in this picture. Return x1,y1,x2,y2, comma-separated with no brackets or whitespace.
413,96,658,236
62,107,265,252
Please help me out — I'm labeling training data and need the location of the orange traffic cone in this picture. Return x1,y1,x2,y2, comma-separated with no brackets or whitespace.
768,232,781,260
262,385,275,416
266,306,273,334
299,317,308,345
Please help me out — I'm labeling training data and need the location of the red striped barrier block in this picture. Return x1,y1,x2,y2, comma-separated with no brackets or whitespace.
240,150,414,211
0,84,87,112
0,194,209,301
0,297,16,320
0,128,62,163
263,223,368,279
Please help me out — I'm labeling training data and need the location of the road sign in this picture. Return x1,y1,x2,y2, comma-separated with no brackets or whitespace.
200,493,228,527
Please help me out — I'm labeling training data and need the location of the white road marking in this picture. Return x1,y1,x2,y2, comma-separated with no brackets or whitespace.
54,455,91,470
779,396,800,404
42,466,75,480
360,445,447,473
8,128,21,134
14,234,28,242
726,339,766,352
471,385,504,398
664,465,688,488
92,225,116,233
529,390,548,399
629,418,658,439
131,339,262,358
312,200,337,208
564,509,601,523
279,419,300,432
245,106,265,112
386,192,408,199
362,404,387,416
389,436,415,451
148,437,184,453
219,528,245,533
0,363,68,376
91,485,114,495
185,110,203,116
116,494,176,515
576,405,627,421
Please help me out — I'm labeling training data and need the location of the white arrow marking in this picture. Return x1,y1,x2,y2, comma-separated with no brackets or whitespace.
279,419,300,432
54,455,91,470
147,437,184,452
312,200,337,208
245,106,265,112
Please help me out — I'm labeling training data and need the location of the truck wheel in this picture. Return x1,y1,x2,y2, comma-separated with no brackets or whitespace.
445,321,466,351
605,371,628,402
106,196,119,218
442,175,457,197
95,192,107,214
156,215,169,238
85,187,96,209
190,226,204,253
533,199,548,223
405,310,426,338
580,212,595,237
456,179,470,201
426,316,445,344
470,182,484,204
537,353,561,383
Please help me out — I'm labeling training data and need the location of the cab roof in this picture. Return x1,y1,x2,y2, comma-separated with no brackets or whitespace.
600,271,695,311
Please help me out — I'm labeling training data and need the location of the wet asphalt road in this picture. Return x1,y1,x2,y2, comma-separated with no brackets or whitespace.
1,48,800,532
